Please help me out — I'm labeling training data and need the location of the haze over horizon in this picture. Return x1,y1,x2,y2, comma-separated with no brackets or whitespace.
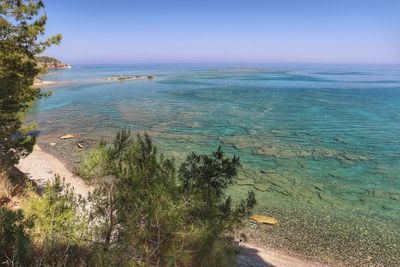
42,0,400,65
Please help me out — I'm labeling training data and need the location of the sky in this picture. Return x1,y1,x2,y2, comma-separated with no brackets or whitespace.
41,0,400,64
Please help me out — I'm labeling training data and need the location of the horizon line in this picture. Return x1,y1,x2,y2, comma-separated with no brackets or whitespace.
56,61,400,66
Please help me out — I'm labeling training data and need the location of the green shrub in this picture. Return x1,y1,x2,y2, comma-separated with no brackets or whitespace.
23,177,89,266
0,207,33,266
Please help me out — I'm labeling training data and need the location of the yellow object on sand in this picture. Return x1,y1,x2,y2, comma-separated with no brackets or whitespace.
250,215,279,225
60,134,76,139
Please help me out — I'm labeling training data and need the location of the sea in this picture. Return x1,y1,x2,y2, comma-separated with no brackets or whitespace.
26,63,400,264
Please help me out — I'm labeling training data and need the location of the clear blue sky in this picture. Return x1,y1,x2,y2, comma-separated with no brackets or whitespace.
42,0,400,64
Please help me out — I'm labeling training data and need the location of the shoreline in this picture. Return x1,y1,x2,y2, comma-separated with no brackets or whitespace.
17,133,400,267
17,146,324,267
33,79,75,88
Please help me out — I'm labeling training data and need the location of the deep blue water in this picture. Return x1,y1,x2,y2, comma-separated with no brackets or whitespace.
27,64,400,221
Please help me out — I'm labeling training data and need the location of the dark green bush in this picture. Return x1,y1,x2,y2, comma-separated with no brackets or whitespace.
0,207,33,266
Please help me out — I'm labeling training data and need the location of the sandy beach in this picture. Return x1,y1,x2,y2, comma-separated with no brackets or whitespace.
238,243,324,267
17,147,92,198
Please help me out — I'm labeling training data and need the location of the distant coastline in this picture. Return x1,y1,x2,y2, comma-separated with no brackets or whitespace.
33,56,72,87
36,56,72,70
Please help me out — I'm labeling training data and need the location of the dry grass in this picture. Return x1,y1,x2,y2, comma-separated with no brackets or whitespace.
0,168,29,207
0,171,13,205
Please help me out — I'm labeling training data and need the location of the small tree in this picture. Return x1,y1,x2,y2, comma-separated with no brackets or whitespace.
179,147,256,265
81,130,194,265
80,130,256,266
0,0,61,172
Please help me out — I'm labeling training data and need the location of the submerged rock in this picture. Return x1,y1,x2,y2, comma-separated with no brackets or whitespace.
102,75,154,81
250,215,278,225
271,130,289,137
314,185,323,191
236,179,255,186
253,183,269,192
339,159,354,168
255,144,372,162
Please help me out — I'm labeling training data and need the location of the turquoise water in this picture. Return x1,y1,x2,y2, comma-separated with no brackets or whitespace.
27,64,400,221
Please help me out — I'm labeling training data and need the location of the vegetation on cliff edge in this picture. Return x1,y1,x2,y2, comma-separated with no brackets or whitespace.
1,131,256,266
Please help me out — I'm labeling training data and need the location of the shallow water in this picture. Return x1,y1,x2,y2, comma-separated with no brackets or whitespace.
27,64,400,223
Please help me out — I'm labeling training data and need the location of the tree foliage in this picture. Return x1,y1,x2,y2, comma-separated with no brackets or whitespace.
80,130,256,266
0,0,61,171
0,207,32,266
